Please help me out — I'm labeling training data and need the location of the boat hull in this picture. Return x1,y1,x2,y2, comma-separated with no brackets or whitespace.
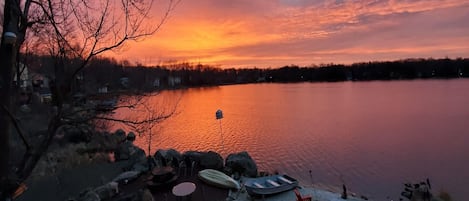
244,174,298,196
198,169,240,189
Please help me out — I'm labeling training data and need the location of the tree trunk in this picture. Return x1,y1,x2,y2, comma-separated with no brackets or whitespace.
0,43,15,196
1,0,20,197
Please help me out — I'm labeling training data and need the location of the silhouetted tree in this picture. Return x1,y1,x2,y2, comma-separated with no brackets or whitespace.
0,0,180,198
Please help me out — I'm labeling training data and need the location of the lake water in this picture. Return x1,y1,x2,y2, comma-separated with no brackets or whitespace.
112,79,469,201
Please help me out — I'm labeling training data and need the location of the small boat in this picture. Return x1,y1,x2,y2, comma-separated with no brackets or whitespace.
243,174,298,196
198,169,240,189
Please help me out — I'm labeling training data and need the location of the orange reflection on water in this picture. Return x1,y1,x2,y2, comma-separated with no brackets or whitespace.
109,88,233,155
110,81,469,201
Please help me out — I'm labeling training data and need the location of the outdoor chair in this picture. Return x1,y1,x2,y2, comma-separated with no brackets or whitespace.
294,189,312,201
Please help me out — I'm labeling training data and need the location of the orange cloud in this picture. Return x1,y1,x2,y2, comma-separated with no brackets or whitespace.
150,20,281,52
110,0,469,67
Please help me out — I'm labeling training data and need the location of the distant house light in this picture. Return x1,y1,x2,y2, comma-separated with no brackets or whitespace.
3,32,17,45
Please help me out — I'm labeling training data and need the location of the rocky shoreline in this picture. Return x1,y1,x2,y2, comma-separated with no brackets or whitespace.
17,129,260,201
15,129,450,201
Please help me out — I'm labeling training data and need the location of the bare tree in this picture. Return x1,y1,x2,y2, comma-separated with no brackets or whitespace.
100,91,182,154
0,0,180,199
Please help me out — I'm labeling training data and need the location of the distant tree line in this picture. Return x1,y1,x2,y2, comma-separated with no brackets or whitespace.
264,58,469,82
24,55,469,94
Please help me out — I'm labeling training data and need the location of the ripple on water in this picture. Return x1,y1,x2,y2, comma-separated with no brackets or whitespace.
111,81,469,201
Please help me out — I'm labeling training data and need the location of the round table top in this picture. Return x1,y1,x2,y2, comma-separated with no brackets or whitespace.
172,182,196,196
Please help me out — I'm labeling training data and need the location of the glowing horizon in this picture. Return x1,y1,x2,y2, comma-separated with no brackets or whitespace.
107,0,469,68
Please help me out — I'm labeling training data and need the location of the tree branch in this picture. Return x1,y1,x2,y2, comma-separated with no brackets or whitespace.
94,113,173,126
0,104,31,151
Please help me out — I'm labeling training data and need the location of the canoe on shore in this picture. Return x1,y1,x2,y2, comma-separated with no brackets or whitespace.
198,169,240,189
243,174,298,196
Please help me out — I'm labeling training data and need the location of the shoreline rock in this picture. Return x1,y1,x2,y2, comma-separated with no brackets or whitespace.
23,128,259,201
225,151,258,177
181,151,224,170
199,151,224,170
154,148,182,167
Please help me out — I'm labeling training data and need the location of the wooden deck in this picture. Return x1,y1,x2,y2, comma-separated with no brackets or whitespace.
112,167,229,201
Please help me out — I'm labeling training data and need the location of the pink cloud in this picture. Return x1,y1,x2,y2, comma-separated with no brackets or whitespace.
113,0,469,67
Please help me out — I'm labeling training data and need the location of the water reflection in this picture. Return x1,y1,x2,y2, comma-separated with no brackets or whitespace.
110,79,469,201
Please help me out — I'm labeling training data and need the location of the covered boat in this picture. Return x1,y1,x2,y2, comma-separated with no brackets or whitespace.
244,174,298,196
198,169,240,189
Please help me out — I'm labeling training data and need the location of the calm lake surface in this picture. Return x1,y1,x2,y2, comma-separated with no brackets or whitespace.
113,79,469,201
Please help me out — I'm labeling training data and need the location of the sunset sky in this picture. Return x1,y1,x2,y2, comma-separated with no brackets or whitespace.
112,0,469,68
